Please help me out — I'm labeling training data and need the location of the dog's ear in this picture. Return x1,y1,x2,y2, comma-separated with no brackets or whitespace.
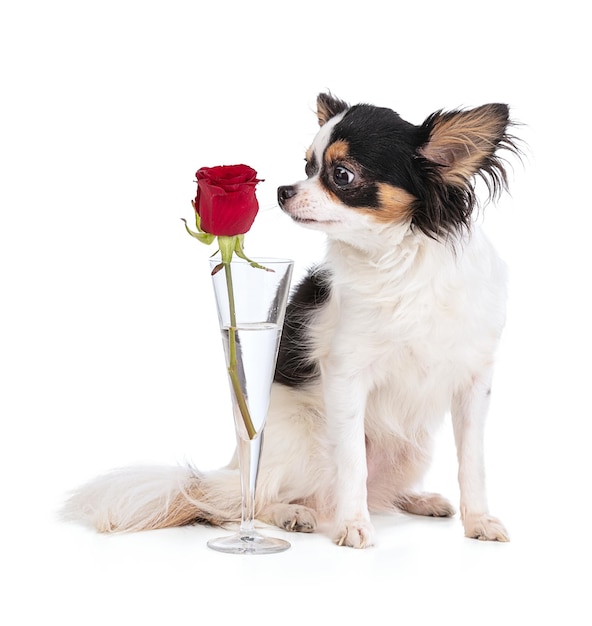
316,93,349,126
412,104,520,239
418,104,511,187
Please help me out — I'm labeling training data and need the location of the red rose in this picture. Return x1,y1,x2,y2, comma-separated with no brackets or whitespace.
194,164,262,236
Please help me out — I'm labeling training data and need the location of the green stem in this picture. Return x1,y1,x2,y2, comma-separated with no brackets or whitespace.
224,262,257,440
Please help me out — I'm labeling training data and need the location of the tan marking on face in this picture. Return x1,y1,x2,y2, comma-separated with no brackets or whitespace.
305,146,313,163
353,183,415,224
324,140,350,165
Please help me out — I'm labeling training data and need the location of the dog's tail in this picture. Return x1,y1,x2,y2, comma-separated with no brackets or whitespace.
61,465,241,533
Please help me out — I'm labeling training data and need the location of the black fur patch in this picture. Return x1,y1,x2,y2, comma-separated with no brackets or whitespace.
325,102,520,239
327,104,424,207
274,266,331,388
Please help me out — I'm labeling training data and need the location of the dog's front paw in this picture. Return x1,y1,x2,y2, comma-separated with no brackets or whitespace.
464,513,509,542
334,519,375,548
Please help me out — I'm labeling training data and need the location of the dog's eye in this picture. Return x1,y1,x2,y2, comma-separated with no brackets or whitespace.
333,165,354,187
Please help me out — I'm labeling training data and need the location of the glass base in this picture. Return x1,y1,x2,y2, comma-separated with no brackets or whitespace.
207,530,291,555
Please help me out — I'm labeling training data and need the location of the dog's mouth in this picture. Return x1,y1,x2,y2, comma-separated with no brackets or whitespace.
290,215,338,226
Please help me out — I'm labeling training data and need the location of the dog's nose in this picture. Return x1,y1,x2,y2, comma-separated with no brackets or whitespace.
277,185,297,207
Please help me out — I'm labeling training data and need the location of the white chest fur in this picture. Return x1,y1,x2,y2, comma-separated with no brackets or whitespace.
312,225,507,437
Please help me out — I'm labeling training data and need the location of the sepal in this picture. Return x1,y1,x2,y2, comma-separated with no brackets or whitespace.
181,218,216,244
182,207,216,244
233,236,273,272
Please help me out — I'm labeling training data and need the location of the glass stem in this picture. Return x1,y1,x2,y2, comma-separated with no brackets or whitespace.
237,433,263,535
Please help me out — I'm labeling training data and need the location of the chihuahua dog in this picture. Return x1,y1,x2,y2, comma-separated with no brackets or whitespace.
64,93,520,547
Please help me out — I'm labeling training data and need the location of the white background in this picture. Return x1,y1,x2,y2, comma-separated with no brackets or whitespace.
1,1,591,623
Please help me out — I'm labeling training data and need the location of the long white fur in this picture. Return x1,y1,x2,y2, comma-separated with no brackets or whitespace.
62,465,194,532
63,107,511,548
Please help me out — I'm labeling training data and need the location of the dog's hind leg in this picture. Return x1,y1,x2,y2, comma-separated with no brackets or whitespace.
258,503,317,532
393,491,456,517
245,384,329,534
